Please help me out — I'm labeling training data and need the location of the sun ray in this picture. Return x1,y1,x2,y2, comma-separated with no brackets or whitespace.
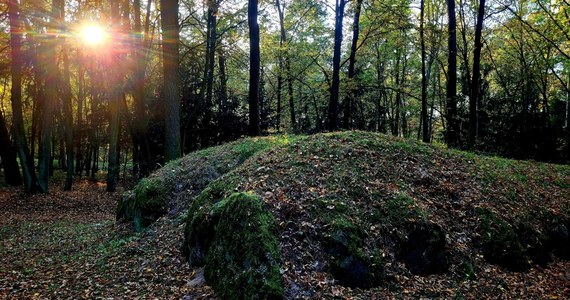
79,24,107,46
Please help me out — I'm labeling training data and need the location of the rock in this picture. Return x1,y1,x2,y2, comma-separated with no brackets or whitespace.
399,222,448,275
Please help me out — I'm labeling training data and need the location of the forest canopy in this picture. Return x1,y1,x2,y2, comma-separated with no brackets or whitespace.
0,0,568,192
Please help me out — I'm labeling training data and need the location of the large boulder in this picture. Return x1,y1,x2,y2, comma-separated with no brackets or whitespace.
184,192,283,299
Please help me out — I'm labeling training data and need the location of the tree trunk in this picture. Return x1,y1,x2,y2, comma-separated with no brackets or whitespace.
468,0,486,148
8,0,36,193
275,0,296,132
60,0,73,191
0,109,22,186
107,0,122,192
161,0,182,160
248,0,261,136
445,0,459,147
203,0,218,144
420,0,429,143
328,0,346,131
38,0,62,193
344,0,363,129
132,0,151,177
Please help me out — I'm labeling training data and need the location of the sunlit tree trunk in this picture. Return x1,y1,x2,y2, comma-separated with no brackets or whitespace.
161,0,182,160
248,0,261,136
38,0,62,193
8,0,36,193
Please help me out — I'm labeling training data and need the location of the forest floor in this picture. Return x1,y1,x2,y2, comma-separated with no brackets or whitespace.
1,131,569,299
0,179,214,299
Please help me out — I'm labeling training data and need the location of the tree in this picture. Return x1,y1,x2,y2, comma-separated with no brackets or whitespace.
248,0,261,136
8,0,36,192
0,109,22,186
59,0,74,191
328,0,348,131
420,0,429,142
344,0,363,129
161,0,182,160
468,0,485,148
106,0,122,192
276,0,297,132
38,0,63,193
445,0,459,147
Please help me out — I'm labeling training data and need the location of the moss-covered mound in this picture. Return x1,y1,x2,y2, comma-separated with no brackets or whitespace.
182,131,568,298
117,136,289,231
124,131,569,298
184,192,283,299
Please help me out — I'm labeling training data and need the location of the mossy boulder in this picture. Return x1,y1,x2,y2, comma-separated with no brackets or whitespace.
184,192,283,299
324,218,384,288
117,177,168,231
477,208,527,271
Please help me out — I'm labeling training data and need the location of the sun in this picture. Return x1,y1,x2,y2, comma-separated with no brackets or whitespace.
79,24,107,46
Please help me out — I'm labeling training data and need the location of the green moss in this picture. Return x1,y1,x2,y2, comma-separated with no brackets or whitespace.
117,177,168,231
373,193,427,224
324,216,384,288
203,193,283,299
477,208,527,271
184,192,283,299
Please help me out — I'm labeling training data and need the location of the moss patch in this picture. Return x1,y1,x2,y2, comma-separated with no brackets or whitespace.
184,193,283,299
324,217,384,288
117,177,168,231
477,208,527,271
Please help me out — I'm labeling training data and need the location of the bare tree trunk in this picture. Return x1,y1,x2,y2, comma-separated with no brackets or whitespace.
8,0,36,193
420,0,429,143
344,0,363,130
107,0,122,192
248,0,261,136
328,0,346,131
38,0,62,193
446,0,459,147
0,109,22,186
161,0,182,160
468,0,486,148
59,0,73,191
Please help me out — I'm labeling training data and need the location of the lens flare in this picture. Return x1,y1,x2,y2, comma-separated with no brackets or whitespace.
80,25,107,46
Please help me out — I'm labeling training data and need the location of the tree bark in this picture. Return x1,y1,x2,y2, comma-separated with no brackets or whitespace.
132,0,151,177
248,0,261,136
59,0,73,191
344,0,363,130
38,0,62,193
328,0,346,131
107,0,123,192
0,109,22,186
161,0,182,160
420,0,429,142
8,0,36,193
468,0,486,148
445,0,459,147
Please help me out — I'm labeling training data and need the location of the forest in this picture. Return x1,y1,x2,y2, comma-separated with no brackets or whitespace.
0,0,568,192
0,0,569,298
